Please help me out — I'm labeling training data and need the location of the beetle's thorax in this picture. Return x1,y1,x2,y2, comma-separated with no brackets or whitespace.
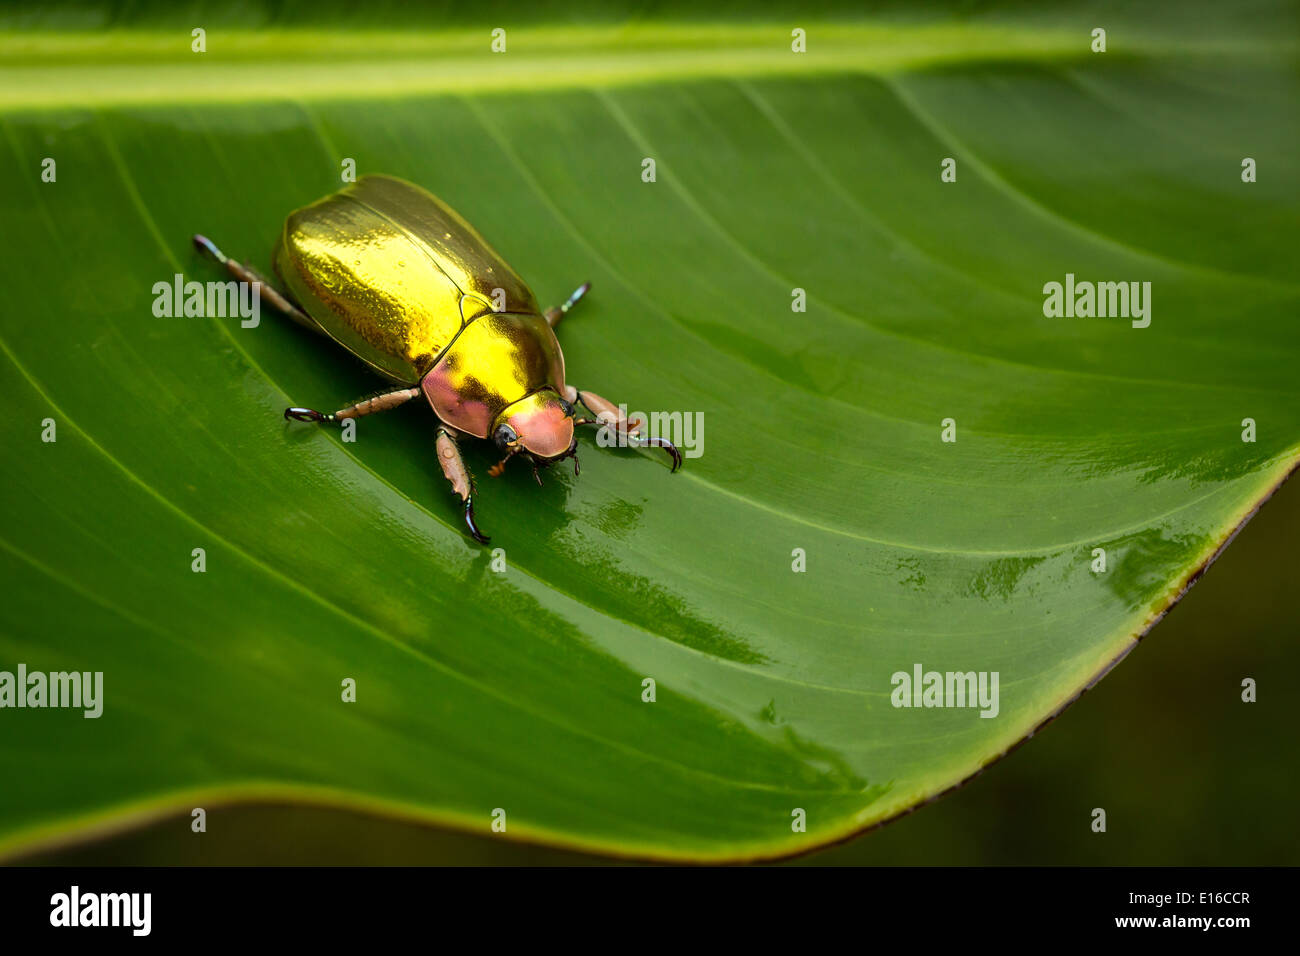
421,310,566,438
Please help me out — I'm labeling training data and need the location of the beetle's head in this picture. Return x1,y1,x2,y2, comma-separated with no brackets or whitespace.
489,389,578,480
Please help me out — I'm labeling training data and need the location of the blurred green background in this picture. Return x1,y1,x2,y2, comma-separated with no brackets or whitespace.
24,475,1297,866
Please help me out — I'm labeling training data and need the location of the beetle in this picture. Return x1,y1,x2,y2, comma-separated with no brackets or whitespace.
194,174,680,543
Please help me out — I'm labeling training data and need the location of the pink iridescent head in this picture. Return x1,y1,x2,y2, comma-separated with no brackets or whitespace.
491,389,578,473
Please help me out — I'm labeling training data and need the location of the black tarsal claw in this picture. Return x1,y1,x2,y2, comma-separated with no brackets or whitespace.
192,234,227,264
464,498,490,545
637,435,683,472
285,407,326,423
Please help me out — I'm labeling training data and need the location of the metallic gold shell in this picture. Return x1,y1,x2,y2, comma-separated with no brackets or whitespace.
274,174,540,384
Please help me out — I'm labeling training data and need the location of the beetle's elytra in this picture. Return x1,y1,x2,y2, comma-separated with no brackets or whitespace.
195,174,680,543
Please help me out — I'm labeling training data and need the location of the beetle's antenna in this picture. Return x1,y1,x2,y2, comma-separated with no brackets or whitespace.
488,447,518,477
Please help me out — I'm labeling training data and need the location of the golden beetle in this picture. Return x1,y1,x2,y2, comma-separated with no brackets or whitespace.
195,174,680,543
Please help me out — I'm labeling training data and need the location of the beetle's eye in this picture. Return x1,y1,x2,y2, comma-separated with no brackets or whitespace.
558,399,575,418
493,424,518,450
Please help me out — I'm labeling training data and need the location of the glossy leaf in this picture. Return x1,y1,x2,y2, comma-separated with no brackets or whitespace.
0,3,1297,861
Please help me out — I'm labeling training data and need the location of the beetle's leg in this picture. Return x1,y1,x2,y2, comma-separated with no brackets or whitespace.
436,427,489,544
543,281,591,329
285,387,421,424
192,234,321,335
568,386,683,472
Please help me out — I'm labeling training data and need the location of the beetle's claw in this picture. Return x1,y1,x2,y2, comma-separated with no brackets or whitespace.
634,435,683,472
285,406,329,423
464,497,490,544
192,234,228,264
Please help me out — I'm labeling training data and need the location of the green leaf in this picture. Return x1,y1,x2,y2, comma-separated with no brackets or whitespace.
1,3,1296,862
